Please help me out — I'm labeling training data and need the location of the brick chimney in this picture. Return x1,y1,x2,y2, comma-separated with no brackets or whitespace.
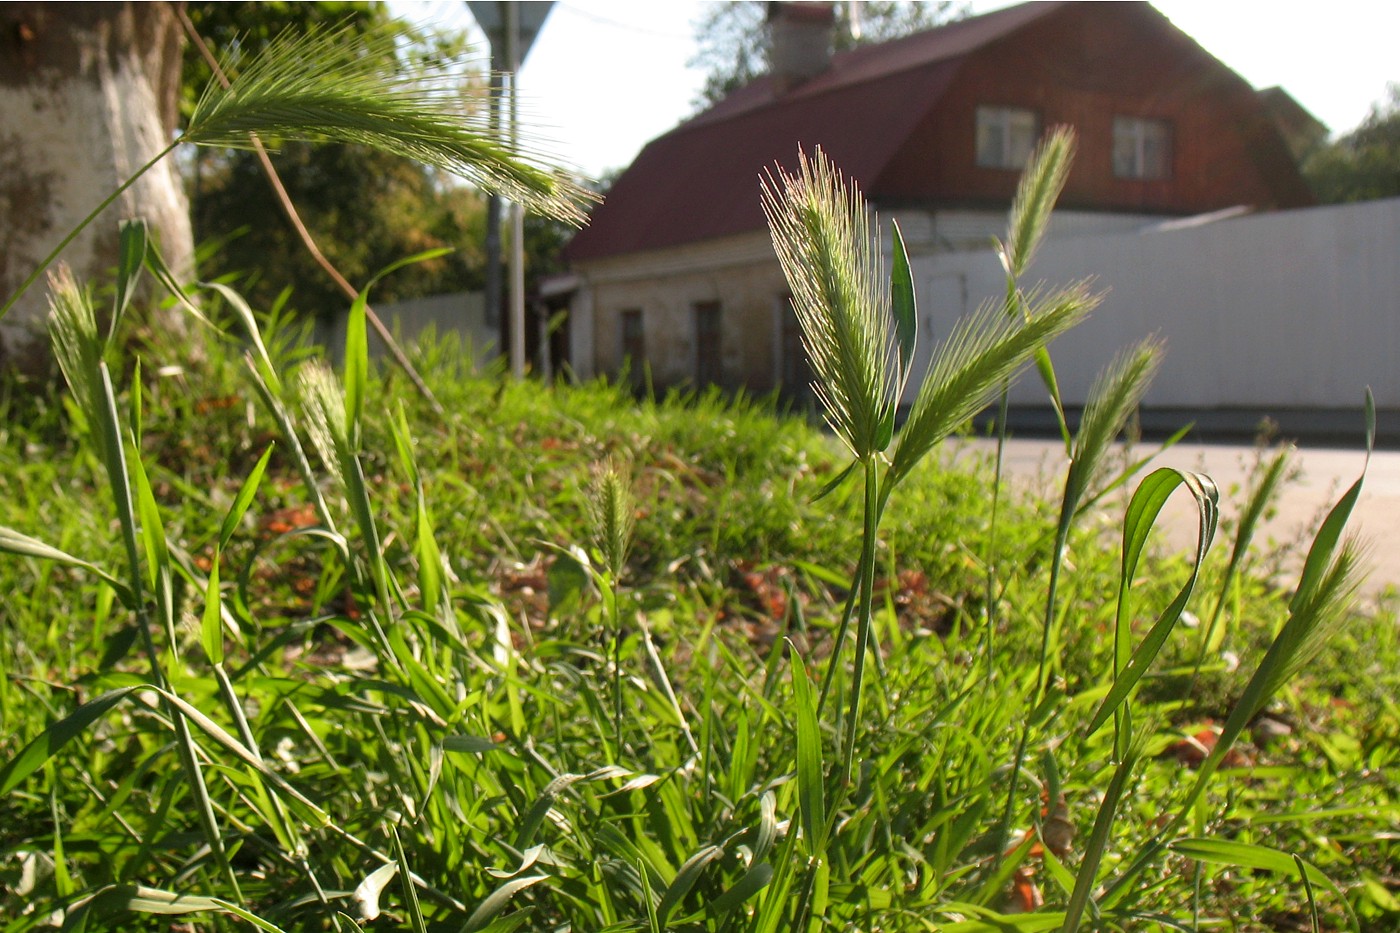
767,2,835,92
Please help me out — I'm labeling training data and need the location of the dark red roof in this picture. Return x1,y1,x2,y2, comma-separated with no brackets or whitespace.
566,2,1064,262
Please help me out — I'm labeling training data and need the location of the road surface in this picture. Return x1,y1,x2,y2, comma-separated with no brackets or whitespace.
945,437,1400,602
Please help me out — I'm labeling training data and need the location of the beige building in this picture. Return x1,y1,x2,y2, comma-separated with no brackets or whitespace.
563,2,1315,399
570,231,798,396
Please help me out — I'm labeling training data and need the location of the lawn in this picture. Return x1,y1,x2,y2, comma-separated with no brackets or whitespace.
0,55,1396,928
1,287,1397,930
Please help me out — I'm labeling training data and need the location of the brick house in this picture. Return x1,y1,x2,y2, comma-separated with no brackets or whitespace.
562,1,1315,397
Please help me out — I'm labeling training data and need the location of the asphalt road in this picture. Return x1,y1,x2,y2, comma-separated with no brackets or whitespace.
946,437,1400,602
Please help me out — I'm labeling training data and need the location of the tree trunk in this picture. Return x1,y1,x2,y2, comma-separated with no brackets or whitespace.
0,2,193,373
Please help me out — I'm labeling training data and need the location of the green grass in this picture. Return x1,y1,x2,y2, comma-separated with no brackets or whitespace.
1,304,1397,930
1,31,1397,926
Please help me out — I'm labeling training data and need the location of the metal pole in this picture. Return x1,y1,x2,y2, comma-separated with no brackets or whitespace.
483,70,503,329
505,2,526,379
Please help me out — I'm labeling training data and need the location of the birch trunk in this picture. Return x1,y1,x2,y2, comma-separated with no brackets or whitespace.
0,2,193,372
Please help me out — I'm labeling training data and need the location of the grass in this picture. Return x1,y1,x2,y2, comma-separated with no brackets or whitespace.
2,26,1398,931
1,288,1398,930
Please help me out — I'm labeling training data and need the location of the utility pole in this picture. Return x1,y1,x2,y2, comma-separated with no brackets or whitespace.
482,72,502,332
466,2,554,378
504,2,526,379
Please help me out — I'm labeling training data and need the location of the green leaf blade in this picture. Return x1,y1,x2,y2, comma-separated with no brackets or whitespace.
789,643,826,854
0,688,140,795
219,443,275,550
890,219,917,373
110,219,149,342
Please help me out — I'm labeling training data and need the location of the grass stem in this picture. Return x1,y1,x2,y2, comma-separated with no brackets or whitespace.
0,143,178,324
837,456,884,791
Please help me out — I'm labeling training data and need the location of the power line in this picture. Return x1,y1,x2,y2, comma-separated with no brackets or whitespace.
554,1,696,41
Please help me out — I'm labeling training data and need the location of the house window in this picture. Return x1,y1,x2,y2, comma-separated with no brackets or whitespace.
976,106,1038,169
1113,117,1171,179
620,308,644,385
694,302,722,385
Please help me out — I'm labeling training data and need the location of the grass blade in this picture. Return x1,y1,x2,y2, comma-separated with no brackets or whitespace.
1291,389,1373,612
205,282,281,392
344,289,369,443
1169,838,1356,930
789,643,826,854
219,443,275,550
657,845,724,925
1037,336,1164,694
460,875,548,933
64,885,292,931
110,219,148,343
201,549,224,665
353,862,400,921
0,526,133,604
1102,522,1369,909
890,219,917,375
0,687,140,794
1194,443,1293,676
706,861,774,917
153,687,331,827
1031,344,1071,450
1170,838,1333,883
1086,469,1218,739
1060,749,1139,933
392,825,429,933
129,443,170,597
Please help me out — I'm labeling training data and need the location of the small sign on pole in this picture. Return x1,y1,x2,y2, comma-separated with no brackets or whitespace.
465,2,555,378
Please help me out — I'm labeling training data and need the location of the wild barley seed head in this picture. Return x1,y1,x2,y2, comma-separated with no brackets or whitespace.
761,147,896,460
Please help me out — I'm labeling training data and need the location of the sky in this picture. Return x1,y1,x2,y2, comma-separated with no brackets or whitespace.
392,1,1400,181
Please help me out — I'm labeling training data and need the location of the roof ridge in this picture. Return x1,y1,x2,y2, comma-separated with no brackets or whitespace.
675,1,1066,133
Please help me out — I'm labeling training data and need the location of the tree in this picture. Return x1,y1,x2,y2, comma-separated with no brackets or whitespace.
1304,84,1400,204
689,1,966,109
183,2,489,323
191,139,490,324
0,0,585,384
0,2,193,373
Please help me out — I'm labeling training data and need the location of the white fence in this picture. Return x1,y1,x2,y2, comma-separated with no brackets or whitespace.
906,197,1400,416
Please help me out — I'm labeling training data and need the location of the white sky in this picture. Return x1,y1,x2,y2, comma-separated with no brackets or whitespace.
393,0,1400,180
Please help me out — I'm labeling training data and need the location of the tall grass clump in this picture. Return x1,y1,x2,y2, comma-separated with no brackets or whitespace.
762,147,1091,793
760,136,1382,929
0,23,1394,932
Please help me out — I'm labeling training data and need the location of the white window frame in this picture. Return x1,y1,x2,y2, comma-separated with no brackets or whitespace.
976,106,1038,170
1113,116,1171,179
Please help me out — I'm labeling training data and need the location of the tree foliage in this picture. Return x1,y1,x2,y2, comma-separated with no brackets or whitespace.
182,2,491,321
1304,84,1400,204
191,143,488,319
689,1,966,109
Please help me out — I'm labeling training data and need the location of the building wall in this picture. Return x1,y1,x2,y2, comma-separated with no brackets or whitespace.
577,211,1171,395
886,207,1162,256
576,197,1400,417
876,4,1311,214
907,197,1400,412
579,232,793,393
